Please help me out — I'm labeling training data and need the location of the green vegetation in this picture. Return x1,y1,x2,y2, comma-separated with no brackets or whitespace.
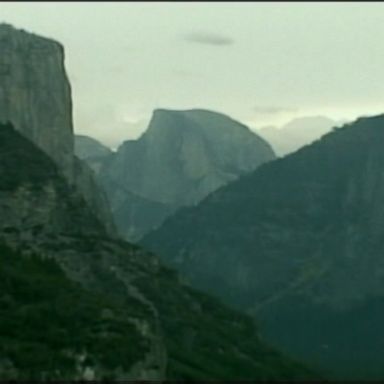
0,121,318,380
142,114,384,379
0,122,60,191
0,242,148,380
135,264,319,381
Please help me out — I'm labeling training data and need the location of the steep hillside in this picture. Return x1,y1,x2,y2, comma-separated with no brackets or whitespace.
142,114,384,379
98,175,176,242
75,135,112,160
0,242,149,380
0,23,115,236
0,121,316,380
98,108,275,240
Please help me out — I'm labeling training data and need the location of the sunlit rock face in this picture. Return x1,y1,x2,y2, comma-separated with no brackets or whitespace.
99,108,276,241
0,24,116,236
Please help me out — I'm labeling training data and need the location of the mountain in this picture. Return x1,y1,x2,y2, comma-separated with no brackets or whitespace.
98,178,176,243
142,114,384,379
75,135,112,173
0,23,73,179
258,116,336,156
75,135,112,161
0,120,316,380
98,108,276,241
0,23,115,236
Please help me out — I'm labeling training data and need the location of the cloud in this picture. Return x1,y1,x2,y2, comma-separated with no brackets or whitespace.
183,31,234,46
253,106,298,115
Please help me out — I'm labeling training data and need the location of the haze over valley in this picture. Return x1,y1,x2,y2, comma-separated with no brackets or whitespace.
1,2,384,381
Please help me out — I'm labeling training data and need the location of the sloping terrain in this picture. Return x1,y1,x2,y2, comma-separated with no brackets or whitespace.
142,114,384,379
0,121,316,380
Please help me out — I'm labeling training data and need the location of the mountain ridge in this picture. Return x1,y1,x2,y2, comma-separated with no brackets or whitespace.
142,113,384,379
93,108,276,241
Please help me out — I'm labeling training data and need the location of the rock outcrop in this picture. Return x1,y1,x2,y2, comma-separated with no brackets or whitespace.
0,23,115,236
98,108,275,241
142,115,384,379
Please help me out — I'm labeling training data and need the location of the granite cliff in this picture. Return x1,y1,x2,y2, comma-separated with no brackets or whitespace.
0,23,73,179
142,115,384,379
97,108,275,241
0,23,115,236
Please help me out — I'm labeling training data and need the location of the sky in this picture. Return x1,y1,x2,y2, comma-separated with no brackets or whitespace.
2,2,384,147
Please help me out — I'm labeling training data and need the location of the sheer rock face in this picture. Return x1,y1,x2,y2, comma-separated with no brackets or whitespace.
0,24,116,236
142,115,384,379
0,23,74,180
99,108,275,240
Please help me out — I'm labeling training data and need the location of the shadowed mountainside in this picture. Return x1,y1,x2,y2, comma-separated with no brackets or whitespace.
142,114,384,379
0,121,317,380
257,116,336,156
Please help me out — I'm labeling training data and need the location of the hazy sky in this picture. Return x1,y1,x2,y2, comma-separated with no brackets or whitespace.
2,2,384,147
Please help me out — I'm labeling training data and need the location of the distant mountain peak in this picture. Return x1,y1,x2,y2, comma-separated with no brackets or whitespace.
95,108,276,241
258,115,337,156
75,135,112,160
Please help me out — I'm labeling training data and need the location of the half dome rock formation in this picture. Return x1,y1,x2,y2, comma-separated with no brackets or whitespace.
0,24,115,235
98,108,275,241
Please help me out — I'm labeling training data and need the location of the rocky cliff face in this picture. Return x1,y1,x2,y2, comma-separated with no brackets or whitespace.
0,121,316,381
142,115,384,379
0,23,73,180
98,108,275,241
0,24,116,236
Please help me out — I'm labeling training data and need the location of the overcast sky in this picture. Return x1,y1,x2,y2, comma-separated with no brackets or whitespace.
2,2,384,147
